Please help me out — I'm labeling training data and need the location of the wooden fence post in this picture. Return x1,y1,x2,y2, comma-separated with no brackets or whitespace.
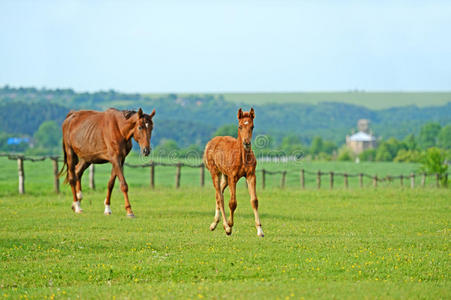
17,156,25,194
410,173,415,189
200,163,205,187
317,170,321,189
421,173,426,187
400,175,404,187
344,173,348,189
359,173,363,188
300,169,305,189
262,169,266,189
175,163,181,188
373,175,378,188
281,171,286,188
52,157,60,194
150,162,155,189
89,164,95,190
436,173,440,188
329,172,334,189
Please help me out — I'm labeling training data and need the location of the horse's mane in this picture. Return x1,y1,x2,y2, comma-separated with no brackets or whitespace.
122,110,137,119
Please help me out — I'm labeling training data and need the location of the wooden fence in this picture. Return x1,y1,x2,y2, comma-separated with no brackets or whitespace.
0,153,449,194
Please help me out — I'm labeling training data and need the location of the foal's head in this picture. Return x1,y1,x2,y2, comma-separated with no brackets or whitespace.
133,108,156,156
237,108,255,151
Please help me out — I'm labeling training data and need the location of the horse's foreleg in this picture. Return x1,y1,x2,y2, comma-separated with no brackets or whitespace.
247,174,264,237
227,177,237,229
104,169,116,215
113,160,133,217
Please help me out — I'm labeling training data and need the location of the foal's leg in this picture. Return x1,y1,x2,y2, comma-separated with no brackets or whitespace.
74,160,90,203
210,172,231,234
104,168,116,215
246,174,264,237
66,148,82,213
112,158,134,217
210,174,228,231
227,177,237,230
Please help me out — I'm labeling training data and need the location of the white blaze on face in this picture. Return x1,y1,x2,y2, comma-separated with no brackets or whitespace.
145,123,149,128
244,121,249,125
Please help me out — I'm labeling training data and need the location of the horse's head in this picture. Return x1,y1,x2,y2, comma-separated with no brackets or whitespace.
133,108,156,156
237,107,255,151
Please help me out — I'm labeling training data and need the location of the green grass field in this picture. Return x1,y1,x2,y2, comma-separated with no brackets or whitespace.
147,92,451,110
0,157,450,298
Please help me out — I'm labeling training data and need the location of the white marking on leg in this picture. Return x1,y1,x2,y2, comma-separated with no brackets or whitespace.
76,191,83,200
210,209,220,231
104,199,112,215
104,205,112,215
73,201,82,213
257,226,264,237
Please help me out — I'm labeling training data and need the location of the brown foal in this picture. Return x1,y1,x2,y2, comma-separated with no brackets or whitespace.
204,108,264,237
60,108,155,217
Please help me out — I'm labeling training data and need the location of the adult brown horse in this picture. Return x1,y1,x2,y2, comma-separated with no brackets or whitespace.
204,108,264,237
60,108,156,217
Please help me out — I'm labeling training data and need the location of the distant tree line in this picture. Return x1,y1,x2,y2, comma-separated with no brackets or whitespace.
1,86,450,162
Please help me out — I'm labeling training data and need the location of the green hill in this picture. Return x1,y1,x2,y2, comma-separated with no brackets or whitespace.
200,92,451,110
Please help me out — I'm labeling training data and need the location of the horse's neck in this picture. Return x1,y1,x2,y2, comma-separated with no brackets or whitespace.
118,115,137,141
236,133,251,165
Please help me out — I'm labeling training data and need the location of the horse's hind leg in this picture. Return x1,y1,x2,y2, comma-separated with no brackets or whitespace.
210,172,231,235
75,160,90,204
66,147,82,213
210,174,228,231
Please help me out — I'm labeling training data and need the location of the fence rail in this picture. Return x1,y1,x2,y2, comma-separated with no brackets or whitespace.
1,153,449,194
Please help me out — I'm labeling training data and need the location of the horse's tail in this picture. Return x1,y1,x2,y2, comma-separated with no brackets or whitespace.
58,140,69,184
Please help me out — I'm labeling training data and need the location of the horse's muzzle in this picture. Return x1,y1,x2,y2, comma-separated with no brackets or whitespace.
142,147,151,156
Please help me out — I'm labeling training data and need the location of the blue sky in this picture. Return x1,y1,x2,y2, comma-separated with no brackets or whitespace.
1,0,450,92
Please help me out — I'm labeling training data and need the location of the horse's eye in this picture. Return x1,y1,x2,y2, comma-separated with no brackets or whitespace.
138,126,143,130
239,126,242,129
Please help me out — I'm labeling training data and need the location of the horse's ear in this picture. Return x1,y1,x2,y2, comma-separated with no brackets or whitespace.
149,109,156,118
138,108,143,118
237,108,243,119
250,107,255,119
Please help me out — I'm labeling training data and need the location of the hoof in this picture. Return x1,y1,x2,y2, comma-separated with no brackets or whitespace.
210,222,218,231
257,226,264,237
71,201,83,213
127,213,135,218
104,204,112,215
225,226,232,235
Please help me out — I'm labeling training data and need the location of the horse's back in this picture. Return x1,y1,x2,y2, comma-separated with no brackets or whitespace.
62,110,117,159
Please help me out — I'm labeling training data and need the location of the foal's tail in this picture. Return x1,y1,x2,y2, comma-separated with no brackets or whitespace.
58,141,69,184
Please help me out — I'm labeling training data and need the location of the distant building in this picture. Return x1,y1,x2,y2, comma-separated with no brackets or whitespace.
346,119,377,154
7,137,30,145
